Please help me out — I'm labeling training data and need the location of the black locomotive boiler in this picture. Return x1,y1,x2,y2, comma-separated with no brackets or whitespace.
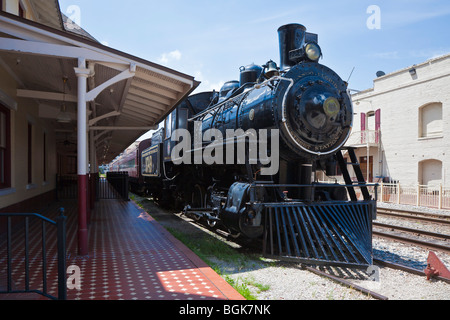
136,24,377,267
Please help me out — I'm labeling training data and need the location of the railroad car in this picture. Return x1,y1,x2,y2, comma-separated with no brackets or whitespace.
114,24,377,268
109,139,152,193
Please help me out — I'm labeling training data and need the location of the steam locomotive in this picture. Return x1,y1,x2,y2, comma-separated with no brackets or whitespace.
113,24,376,268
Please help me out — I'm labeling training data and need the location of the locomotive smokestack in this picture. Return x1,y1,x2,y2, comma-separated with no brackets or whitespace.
278,24,306,70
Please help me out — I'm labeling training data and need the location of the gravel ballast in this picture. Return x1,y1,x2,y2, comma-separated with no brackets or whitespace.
133,195,450,300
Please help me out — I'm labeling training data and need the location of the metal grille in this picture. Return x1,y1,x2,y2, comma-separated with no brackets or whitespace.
56,175,78,199
263,201,374,268
97,172,129,201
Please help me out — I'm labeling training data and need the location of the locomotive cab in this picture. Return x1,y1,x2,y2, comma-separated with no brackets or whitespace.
163,91,217,161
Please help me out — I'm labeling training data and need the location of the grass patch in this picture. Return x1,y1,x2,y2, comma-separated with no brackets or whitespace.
165,227,244,266
224,276,258,300
165,227,270,299
131,194,272,300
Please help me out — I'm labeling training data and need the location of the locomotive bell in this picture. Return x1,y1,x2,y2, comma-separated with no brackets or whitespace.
264,60,279,79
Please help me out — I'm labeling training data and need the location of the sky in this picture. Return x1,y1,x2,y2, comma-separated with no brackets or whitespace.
58,0,450,140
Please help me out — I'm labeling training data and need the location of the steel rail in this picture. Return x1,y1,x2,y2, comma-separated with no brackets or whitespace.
373,229,450,254
373,222,450,241
377,208,450,225
300,265,389,300
373,258,450,284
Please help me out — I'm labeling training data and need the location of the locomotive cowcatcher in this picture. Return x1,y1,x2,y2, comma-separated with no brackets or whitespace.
119,24,377,268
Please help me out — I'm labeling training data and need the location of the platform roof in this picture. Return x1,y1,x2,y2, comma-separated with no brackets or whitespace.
0,10,199,163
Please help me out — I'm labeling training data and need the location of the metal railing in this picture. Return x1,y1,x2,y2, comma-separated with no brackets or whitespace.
377,182,450,210
0,208,66,300
102,172,129,201
346,130,380,146
320,179,450,210
56,175,78,200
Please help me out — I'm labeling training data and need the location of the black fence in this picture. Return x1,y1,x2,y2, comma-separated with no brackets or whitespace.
0,208,67,300
97,172,129,201
56,175,78,200
56,173,129,201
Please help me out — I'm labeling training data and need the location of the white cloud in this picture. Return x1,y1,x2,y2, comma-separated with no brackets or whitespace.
193,71,224,93
384,7,450,27
409,48,450,60
369,51,401,59
158,50,182,64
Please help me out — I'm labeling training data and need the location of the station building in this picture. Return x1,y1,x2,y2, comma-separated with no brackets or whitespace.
0,0,198,255
345,54,450,188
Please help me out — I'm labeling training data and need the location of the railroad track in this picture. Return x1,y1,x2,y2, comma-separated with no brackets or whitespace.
377,207,450,225
373,258,450,284
374,208,450,254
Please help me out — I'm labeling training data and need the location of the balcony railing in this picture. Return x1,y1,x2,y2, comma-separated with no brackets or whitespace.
346,130,381,146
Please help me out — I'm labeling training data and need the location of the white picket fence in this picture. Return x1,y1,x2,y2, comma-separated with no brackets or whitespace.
318,180,450,210
376,183,450,210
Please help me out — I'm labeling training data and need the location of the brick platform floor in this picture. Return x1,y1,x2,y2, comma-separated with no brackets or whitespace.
0,199,244,301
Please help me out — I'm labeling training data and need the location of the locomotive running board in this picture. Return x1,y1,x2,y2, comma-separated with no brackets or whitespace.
262,201,374,268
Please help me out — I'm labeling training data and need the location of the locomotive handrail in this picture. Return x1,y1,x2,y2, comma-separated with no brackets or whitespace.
250,182,379,202
250,183,379,188
187,77,279,121
277,76,353,157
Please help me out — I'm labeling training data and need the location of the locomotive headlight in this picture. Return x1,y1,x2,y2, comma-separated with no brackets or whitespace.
305,43,321,61
323,97,341,117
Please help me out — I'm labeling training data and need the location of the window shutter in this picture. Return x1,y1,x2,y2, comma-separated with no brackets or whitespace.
375,109,381,143
360,113,366,143
375,109,381,131
361,113,366,131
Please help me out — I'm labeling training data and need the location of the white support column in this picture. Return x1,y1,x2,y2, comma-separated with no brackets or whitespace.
74,58,91,256
75,59,90,176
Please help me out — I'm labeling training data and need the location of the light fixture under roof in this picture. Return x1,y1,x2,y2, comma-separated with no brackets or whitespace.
57,103,71,123
57,77,71,123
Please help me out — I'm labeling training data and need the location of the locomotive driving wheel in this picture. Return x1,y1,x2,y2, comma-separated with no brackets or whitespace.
190,184,205,221
205,186,218,228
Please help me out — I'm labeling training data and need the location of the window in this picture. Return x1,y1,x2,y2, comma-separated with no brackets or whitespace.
68,156,77,174
165,112,172,139
419,103,443,138
27,122,33,184
419,159,442,186
19,2,25,18
360,109,381,143
43,132,47,182
367,111,375,130
0,104,11,189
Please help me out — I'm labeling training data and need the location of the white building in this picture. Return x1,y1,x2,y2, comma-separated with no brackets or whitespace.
347,54,450,188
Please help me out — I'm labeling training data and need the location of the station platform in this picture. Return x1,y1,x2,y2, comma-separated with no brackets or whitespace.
1,199,244,301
